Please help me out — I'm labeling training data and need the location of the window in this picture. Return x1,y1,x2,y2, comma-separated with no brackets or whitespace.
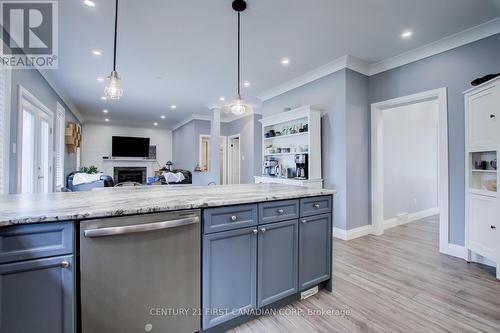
0,64,11,194
55,103,65,190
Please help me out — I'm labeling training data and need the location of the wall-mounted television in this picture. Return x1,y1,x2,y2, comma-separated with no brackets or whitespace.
112,136,150,158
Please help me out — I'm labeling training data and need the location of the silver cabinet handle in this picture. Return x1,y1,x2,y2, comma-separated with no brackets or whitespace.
230,215,238,222
61,261,70,268
313,204,321,209
252,229,258,234
491,225,496,229
84,216,199,238
277,209,284,215
260,228,266,233
301,219,307,223
490,114,496,119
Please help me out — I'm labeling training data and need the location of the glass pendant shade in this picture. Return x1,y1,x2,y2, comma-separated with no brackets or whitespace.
104,71,123,100
231,98,247,115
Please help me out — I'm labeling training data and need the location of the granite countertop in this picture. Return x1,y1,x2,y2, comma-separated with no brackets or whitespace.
0,184,336,227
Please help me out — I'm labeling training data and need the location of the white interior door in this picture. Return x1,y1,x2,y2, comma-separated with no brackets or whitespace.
228,136,240,184
19,98,53,194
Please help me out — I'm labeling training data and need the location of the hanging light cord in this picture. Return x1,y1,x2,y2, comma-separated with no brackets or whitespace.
237,11,241,99
113,0,119,72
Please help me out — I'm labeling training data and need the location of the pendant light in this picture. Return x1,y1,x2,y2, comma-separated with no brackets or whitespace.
229,0,249,115
104,0,123,100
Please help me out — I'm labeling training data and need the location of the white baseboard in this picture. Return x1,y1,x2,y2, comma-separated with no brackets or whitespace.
441,243,496,268
333,224,373,241
384,207,439,230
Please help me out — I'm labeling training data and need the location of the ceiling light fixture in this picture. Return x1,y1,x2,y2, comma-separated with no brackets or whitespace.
104,118,110,122
227,0,250,116
97,77,104,82
170,105,177,109
401,30,413,38
161,115,166,119
154,122,158,126
219,97,225,102
84,0,95,7
103,109,109,113
281,58,290,65
243,81,250,87
104,0,123,100
92,49,102,56
101,96,107,100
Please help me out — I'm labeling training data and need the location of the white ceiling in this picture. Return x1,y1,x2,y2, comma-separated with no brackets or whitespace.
42,0,500,128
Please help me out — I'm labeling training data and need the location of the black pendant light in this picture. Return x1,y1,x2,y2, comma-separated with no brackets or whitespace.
104,0,123,99
229,0,249,115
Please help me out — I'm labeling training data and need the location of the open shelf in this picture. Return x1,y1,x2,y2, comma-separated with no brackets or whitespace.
264,152,309,157
471,169,497,173
469,150,497,193
264,132,308,141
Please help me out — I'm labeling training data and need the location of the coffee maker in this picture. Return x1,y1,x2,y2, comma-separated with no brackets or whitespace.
294,154,308,179
263,159,279,177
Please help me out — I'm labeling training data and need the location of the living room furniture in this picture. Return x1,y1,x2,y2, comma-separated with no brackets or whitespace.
66,172,114,192
464,75,500,279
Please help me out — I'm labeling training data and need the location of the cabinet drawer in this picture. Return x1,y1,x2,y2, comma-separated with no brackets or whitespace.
203,204,258,234
468,194,498,259
300,196,332,217
258,199,299,224
0,222,74,264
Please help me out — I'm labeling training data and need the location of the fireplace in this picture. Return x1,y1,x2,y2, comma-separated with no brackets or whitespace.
114,167,147,184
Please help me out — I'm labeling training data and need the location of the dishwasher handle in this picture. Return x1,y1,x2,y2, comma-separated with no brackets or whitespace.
84,216,200,238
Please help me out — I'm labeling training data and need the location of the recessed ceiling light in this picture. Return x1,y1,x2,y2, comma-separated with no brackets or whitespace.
154,122,158,126
101,96,107,100
170,105,177,109
92,49,102,56
401,30,413,39
219,97,225,102
97,77,104,82
104,118,110,122
103,109,109,114
83,0,95,7
243,81,250,87
161,115,166,119
281,58,290,65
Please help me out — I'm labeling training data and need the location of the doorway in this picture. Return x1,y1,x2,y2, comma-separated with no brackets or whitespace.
199,135,227,184
17,86,54,194
371,88,449,254
227,134,241,184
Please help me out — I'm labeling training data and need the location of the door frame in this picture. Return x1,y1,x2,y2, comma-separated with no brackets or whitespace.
227,134,241,184
17,85,54,193
370,87,449,254
0,64,11,194
199,134,227,184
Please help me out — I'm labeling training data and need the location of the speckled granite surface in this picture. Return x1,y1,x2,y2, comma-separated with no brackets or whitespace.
0,184,336,226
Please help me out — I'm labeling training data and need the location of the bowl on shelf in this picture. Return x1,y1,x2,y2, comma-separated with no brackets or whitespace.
491,159,497,170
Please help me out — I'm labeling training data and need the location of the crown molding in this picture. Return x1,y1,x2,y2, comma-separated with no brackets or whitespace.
257,18,500,101
171,111,261,131
369,17,500,75
38,70,85,123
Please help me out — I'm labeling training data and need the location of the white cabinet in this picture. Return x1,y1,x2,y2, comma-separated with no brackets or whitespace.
464,77,500,280
468,194,498,260
467,82,500,149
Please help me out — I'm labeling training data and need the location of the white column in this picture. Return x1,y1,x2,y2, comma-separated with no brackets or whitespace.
210,107,221,185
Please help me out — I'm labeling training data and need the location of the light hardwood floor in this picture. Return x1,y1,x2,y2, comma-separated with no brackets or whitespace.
229,217,500,333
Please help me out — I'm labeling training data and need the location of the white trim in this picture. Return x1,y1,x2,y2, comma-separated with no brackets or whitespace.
333,224,373,241
0,64,11,194
37,70,84,123
199,134,228,184
370,88,449,255
384,207,439,230
369,17,500,75
444,243,468,260
16,85,55,193
172,112,260,131
55,102,66,190
257,18,500,101
227,134,241,185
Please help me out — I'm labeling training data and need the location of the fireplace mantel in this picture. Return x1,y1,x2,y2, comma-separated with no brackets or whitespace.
101,159,159,181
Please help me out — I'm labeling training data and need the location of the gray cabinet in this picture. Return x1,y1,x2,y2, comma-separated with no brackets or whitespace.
257,219,298,307
203,204,258,234
299,213,332,291
202,227,257,329
0,255,75,333
258,199,299,225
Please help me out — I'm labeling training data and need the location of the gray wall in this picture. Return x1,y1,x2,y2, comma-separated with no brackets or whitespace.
9,69,81,193
369,33,500,245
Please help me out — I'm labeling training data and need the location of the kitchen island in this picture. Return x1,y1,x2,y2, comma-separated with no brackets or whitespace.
0,184,335,333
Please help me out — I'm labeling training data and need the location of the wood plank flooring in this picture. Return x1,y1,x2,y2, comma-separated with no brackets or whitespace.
228,217,500,333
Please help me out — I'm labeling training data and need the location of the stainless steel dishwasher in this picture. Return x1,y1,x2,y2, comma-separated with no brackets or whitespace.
79,210,200,333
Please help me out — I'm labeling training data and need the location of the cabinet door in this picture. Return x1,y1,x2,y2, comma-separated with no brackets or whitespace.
202,227,257,329
299,213,332,291
257,219,298,307
468,84,500,148
0,255,75,333
469,194,498,260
